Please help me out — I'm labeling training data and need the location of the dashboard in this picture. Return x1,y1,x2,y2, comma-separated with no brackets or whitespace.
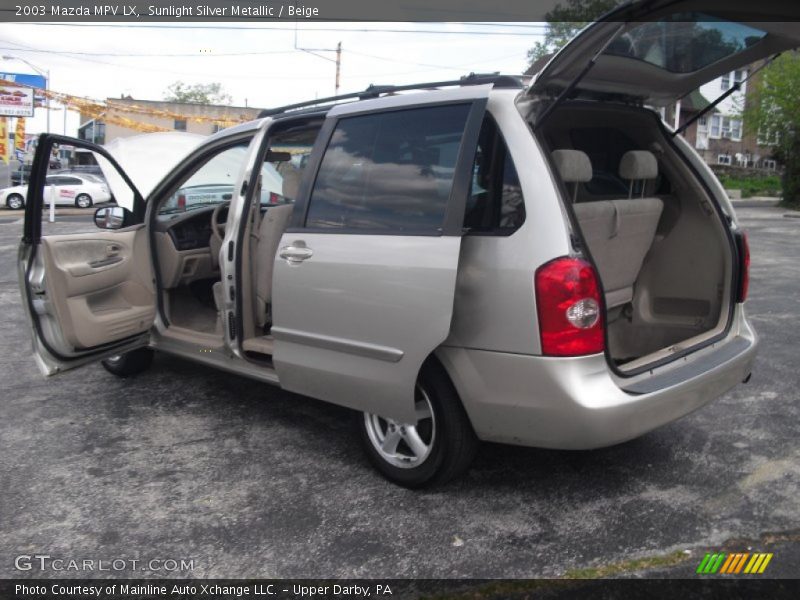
155,206,226,251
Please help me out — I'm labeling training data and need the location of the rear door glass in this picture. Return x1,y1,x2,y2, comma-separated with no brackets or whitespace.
305,104,472,233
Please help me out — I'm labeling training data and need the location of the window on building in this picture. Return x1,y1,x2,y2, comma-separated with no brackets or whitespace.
720,69,748,92
758,129,780,146
709,115,742,141
762,159,777,170
728,118,743,141
95,122,106,145
710,115,721,137
174,119,187,132
717,154,732,165
464,115,525,234
305,104,472,233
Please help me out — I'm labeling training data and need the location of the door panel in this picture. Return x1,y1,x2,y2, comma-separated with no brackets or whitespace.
272,95,486,424
37,228,154,350
272,234,463,423
19,134,153,375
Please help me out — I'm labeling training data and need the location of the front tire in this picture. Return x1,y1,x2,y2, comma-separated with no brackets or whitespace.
6,194,24,210
101,348,154,377
75,194,93,209
357,361,478,488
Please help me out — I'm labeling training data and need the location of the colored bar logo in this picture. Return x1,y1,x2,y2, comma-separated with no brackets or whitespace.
696,552,773,574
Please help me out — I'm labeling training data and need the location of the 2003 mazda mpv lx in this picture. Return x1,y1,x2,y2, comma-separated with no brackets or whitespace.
19,2,798,487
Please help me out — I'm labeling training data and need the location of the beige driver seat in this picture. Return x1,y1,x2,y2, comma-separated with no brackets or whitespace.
253,169,300,328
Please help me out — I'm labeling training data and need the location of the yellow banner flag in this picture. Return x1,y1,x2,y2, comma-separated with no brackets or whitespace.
0,118,9,164
15,117,25,152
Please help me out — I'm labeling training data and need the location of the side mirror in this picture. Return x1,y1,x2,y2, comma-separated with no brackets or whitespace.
94,206,133,230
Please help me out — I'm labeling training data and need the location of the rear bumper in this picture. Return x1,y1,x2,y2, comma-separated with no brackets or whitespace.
437,309,757,450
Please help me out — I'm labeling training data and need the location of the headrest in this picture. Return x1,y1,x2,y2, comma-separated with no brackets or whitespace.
619,150,658,180
552,149,592,183
281,168,302,200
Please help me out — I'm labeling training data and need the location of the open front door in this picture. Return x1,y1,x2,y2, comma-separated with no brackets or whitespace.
19,135,155,376
272,91,487,423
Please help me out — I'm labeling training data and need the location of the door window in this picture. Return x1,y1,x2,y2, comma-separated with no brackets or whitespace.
304,104,472,233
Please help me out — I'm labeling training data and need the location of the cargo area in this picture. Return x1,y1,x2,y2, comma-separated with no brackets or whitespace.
535,102,734,372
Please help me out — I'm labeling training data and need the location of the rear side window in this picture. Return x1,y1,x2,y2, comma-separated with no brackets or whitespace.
305,104,471,233
464,116,525,234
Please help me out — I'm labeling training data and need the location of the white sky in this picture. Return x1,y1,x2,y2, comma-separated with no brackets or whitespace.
0,22,545,136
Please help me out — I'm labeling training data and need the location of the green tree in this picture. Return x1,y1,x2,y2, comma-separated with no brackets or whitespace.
164,81,233,105
527,0,619,67
744,53,800,207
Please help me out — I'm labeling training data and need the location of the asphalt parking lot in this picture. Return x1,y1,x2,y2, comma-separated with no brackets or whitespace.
0,205,798,580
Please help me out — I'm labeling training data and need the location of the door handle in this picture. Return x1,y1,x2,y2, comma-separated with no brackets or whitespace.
279,243,313,264
88,256,123,269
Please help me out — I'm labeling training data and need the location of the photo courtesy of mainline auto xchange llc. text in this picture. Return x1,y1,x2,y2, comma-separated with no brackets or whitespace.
0,0,799,597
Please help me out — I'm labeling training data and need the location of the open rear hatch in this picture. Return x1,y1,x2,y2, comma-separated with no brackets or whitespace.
526,0,800,114
524,1,798,375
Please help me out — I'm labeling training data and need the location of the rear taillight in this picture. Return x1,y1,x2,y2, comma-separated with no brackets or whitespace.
177,194,186,211
535,257,604,357
736,231,750,303
269,192,280,204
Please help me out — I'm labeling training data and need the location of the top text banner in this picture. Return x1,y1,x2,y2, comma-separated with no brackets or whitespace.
0,0,592,22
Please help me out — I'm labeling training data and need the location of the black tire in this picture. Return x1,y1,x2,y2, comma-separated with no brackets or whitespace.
356,360,478,488
75,194,93,209
6,194,24,210
101,348,154,377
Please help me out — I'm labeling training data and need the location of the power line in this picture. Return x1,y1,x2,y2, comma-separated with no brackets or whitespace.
14,22,547,35
0,46,299,57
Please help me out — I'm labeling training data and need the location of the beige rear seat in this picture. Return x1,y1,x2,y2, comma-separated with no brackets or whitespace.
554,149,663,309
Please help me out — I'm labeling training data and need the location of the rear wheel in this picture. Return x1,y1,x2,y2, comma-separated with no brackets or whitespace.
101,348,154,377
6,194,24,210
356,361,478,488
75,194,93,209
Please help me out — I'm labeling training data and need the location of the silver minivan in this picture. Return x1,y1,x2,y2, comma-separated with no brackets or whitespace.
18,2,798,487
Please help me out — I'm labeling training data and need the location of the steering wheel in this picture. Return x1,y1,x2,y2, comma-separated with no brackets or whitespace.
211,201,230,242
210,202,230,268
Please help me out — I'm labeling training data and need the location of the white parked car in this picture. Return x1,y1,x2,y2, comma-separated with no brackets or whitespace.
2,173,111,210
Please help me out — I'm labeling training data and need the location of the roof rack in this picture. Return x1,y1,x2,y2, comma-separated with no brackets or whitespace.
258,72,523,118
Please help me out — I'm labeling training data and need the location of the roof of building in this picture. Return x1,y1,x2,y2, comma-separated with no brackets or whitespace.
682,89,715,113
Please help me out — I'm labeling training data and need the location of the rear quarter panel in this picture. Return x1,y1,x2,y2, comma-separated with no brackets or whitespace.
443,90,572,355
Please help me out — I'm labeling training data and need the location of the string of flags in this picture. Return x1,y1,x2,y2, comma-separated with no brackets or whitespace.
36,88,254,133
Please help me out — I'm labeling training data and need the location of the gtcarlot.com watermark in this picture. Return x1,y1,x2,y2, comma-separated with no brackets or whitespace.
15,554,194,573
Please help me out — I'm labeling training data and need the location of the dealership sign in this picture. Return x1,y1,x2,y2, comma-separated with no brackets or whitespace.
0,81,34,117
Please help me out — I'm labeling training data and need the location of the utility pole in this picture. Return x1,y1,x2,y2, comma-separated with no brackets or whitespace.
335,42,342,96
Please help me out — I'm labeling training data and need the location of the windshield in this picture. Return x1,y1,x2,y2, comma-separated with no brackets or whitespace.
605,14,767,73
159,144,286,215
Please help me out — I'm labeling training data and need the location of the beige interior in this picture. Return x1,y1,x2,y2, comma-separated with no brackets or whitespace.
539,103,732,369
40,226,155,350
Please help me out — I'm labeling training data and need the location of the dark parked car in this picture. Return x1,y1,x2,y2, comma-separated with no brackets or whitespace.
11,164,32,186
